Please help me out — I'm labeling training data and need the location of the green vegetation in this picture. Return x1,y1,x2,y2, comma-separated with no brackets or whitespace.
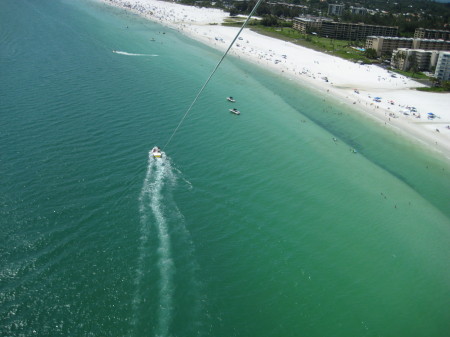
181,0,450,36
222,17,247,25
417,87,450,93
417,81,450,92
389,70,450,92
339,0,450,36
364,48,378,60
222,22,375,63
221,0,450,35
391,69,430,80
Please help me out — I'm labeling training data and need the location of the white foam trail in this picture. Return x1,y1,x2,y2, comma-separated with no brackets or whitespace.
132,153,156,328
133,152,174,337
132,151,206,336
112,50,158,56
152,158,174,337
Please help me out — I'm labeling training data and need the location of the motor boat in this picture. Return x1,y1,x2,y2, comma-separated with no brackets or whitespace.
227,97,236,102
151,146,162,158
229,108,240,115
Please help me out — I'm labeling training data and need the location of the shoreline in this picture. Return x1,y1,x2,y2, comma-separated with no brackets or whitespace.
100,0,450,160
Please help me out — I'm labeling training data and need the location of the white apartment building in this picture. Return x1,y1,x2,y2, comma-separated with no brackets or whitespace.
435,51,450,81
328,4,344,16
391,49,440,71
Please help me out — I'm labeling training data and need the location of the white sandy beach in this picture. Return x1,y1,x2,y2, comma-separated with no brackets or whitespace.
102,0,450,159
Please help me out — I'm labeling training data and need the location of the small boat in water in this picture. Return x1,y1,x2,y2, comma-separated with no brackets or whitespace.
151,146,162,158
229,108,240,115
227,96,236,102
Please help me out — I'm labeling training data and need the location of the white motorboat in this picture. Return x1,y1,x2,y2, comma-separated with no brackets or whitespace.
151,146,162,158
229,108,240,115
227,97,236,102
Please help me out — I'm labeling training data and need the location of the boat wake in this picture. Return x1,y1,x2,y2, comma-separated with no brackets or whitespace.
112,50,158,57
133,151,204,336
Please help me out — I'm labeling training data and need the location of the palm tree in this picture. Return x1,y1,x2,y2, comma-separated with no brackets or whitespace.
407,54,418,76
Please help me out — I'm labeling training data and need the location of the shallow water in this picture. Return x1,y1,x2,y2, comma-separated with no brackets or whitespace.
1,0,449,336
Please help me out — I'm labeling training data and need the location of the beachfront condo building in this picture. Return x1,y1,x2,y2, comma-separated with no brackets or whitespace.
435,51,450,81
328,4,345,16
321,22,397,41
366,36,450,56
292,16,331,34
391,49,440,72
293,17,398,41
349,6,368,15
366,37,413,56
414,28,450,41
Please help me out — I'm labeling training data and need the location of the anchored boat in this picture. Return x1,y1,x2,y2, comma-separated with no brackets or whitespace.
229,108,240,115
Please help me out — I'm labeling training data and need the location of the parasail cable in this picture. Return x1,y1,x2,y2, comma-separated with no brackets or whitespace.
163,0,265,150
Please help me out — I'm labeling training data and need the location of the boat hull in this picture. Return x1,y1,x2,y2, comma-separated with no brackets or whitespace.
151,146,163,158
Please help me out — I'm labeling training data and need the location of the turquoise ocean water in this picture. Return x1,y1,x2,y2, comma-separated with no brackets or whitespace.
1,0,449,336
